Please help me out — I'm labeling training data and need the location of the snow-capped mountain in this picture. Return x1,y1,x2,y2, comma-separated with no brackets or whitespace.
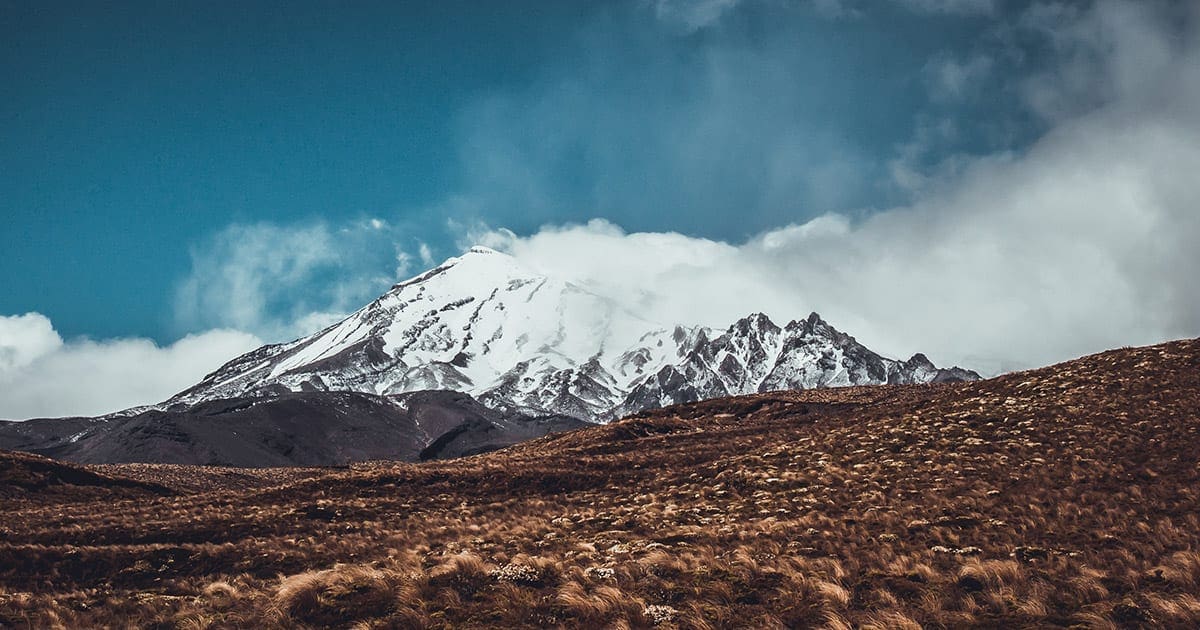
168,246,977,420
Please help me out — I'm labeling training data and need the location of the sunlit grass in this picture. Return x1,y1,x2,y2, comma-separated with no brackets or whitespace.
2,339,1199,628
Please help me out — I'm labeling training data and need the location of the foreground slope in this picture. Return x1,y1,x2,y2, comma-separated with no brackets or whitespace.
2,339,1199,628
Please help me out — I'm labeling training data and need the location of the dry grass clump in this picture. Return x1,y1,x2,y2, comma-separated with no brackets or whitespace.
3,338,1200,627
200,579,240,610
272,565,401,627
555,581,647,624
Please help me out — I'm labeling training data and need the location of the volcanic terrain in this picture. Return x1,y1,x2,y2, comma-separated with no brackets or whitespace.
2,339,1199,628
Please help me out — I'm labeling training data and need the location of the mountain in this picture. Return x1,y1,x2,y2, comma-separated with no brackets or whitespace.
0,390,586,467
168,246,977,420
0,246,972,467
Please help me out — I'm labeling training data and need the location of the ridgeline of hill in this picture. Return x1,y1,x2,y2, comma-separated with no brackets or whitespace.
2,339,1199,628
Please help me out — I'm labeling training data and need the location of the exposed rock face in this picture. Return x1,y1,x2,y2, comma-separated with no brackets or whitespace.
612,311,976,418
166,247,978,421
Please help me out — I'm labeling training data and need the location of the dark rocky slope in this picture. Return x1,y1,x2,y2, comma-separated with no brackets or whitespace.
0,390,585,467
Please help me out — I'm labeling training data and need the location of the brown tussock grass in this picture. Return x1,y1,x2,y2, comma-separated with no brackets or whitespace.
3,338,1200,627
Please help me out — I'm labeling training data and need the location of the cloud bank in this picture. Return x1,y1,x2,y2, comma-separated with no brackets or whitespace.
469,1,1200,375
158,0,1193,378
0,313,260,420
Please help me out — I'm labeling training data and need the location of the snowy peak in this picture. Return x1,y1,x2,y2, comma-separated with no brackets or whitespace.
169,247,979,420
171,247,656,409
730,312,782,338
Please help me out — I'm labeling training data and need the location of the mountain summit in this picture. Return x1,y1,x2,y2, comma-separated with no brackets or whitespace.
169,247,977,420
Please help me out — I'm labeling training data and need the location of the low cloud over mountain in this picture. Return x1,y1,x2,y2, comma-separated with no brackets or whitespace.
0,313,259,420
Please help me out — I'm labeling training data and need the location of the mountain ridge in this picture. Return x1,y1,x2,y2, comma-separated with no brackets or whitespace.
167,247,978,420
0,390,587,467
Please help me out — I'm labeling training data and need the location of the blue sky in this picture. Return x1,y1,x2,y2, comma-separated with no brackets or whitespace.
3,1,572,340
4,0,1030,342
3,0,1199,418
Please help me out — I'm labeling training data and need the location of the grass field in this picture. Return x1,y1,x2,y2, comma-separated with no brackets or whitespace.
2,339,1199,628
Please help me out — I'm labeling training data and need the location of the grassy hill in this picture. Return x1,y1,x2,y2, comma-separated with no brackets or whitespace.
2,339,1199,628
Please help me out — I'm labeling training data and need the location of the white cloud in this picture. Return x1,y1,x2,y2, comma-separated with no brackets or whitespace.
1018,0,1184,123
468,1,1200,376
887,117,967,193
0,312,62,372
394,250,414,279
0,313,260,420
417,242,435,267
174,221,396,342
476,113,1196,373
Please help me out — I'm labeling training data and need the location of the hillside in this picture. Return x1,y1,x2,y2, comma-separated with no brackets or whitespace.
0,450,169,505
0,390,586,467
2,339,1199,628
